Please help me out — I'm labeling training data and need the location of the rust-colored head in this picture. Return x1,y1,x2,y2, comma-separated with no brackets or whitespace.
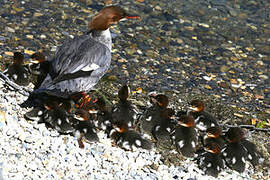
206,126,222,138
118,84,129,102
30,52,46,63
204,142,221,154
89,6,139,31
189,99,205,113
13,52,24,65
225,127,245,143
178,115,195,127
74,109,90,121
114,122,129,133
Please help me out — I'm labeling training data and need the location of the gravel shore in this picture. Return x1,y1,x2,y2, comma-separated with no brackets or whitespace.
0,81,269,180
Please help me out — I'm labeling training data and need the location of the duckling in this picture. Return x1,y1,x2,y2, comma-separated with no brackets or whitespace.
222,127,248,173
72,109,99,145
204,126,225,149
28,52,50,89
24,106,45,122
172,115,198,157
241,138,260,167
188,100,219,131
5,52,29,86
222,127,260,172
152,108,176,148
42,98,75,134
111,84,139,128
28,52,47,74
140,94,169,136
95,96,114,137
197,142,224,177
110,122,152,151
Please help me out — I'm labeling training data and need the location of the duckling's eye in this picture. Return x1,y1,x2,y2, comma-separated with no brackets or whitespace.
111,16,118,21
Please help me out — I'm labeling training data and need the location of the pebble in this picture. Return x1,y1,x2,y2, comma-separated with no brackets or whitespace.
259,75,268,80
51,46,57,52
40,34,46,39
202,76,211,81
4,52,13,56
0,111,6,123
24,50,35,55
33,12,43,17
26,35,34,39
5,27,15,33
0,36,7,41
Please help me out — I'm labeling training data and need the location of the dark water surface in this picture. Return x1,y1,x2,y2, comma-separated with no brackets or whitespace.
0,0,270,122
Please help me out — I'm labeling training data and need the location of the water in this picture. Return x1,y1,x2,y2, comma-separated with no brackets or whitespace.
0,0,269,120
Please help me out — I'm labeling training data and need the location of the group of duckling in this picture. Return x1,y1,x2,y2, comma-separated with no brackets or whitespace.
2,51,263,177
139,92,261,177
3,51,49,88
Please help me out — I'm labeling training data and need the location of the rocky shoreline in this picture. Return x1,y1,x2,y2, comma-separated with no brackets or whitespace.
0,80,269,180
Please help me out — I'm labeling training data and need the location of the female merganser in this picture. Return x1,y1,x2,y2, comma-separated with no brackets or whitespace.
5,52,29,86
35,6,139,99
172,115,198,157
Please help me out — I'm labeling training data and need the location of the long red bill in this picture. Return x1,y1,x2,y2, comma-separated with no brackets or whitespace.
126,15,140,19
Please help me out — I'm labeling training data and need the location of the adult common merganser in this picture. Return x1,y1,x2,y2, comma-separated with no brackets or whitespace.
35,6,139,98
